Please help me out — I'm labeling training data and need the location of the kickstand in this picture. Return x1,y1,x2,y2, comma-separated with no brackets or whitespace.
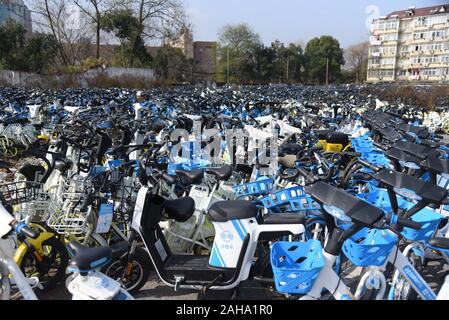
201,273,224,295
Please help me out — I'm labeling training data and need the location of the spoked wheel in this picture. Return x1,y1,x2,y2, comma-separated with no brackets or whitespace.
443,120,449,135
391,252,420,300
19,236,69,292
102,247,152,294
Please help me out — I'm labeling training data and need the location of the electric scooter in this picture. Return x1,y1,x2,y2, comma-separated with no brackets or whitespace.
130,185,306,291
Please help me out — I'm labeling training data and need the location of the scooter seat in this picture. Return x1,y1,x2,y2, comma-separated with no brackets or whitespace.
208,201,258,223
67,241,112,273
205,165,233,181
176,169,204,185
428,237,449,250
164,197,195,222
263,213,306,225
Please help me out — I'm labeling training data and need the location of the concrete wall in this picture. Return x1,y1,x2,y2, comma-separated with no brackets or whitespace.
84,67,154,80
0,67,155,88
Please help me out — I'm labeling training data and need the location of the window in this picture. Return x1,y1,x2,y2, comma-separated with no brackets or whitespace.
380,58,395,65
430,15,448,25
423,68,440,76
415,17,428,27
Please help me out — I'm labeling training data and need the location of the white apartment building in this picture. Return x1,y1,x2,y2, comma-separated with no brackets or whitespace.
367,4,449,83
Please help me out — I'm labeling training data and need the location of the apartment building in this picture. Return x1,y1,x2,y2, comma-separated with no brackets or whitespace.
367,4,449,83
0,0,32,35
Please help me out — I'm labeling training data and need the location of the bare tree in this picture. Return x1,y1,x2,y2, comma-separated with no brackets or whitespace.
32,0,92,66
110,0,187,44
344,42,369,83
72,0,111,60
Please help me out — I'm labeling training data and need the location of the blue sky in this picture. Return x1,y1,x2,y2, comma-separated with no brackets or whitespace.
185,0,446,47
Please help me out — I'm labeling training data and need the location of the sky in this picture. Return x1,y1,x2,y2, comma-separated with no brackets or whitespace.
184,0,446,47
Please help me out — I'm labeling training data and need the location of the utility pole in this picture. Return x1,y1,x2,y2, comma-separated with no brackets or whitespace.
326,58,329,86
227,47,230,84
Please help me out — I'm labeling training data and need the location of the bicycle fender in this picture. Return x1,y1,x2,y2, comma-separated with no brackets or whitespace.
14,231,55,264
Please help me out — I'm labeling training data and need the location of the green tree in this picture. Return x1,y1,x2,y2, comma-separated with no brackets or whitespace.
285,43,305,83
0,19,26,71
304,36,344,84
101,9,152,67
22,34,59,73
153,45,194,83
217,23,262,83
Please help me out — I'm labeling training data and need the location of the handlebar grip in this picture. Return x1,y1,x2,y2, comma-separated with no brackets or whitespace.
13,222,40,239
397,217,422,230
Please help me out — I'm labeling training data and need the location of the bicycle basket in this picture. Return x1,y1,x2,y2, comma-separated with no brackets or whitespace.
0,181,47,206
401,207,442,241
258,186,321,213
342,228,397,267
271,240,324,294
233,177,274,198
46,193,88,235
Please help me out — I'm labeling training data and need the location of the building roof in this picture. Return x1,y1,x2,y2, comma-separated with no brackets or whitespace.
387,4,449,19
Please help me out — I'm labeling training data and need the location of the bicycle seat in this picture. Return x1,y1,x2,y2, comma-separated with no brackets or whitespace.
205,165,233,181
421,158,449,175
396,123,430,140
175,169,204,185
280,143,303,155
373,169,448,204
67,241,112,273
208,201,258,223
263,213,306,225
428,238,449,250
394,141,440,159
55,158,73,172
386,147,421,164
379,127,403,142
164,197,195,222
306,182,384,227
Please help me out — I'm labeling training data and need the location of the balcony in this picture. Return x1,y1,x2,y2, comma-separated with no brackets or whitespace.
370,40,382,46
370,52,381,57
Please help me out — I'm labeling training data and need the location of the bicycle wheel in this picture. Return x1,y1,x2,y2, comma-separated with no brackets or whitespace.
19,236,69,292
390,252,420,300
102,247,151,294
